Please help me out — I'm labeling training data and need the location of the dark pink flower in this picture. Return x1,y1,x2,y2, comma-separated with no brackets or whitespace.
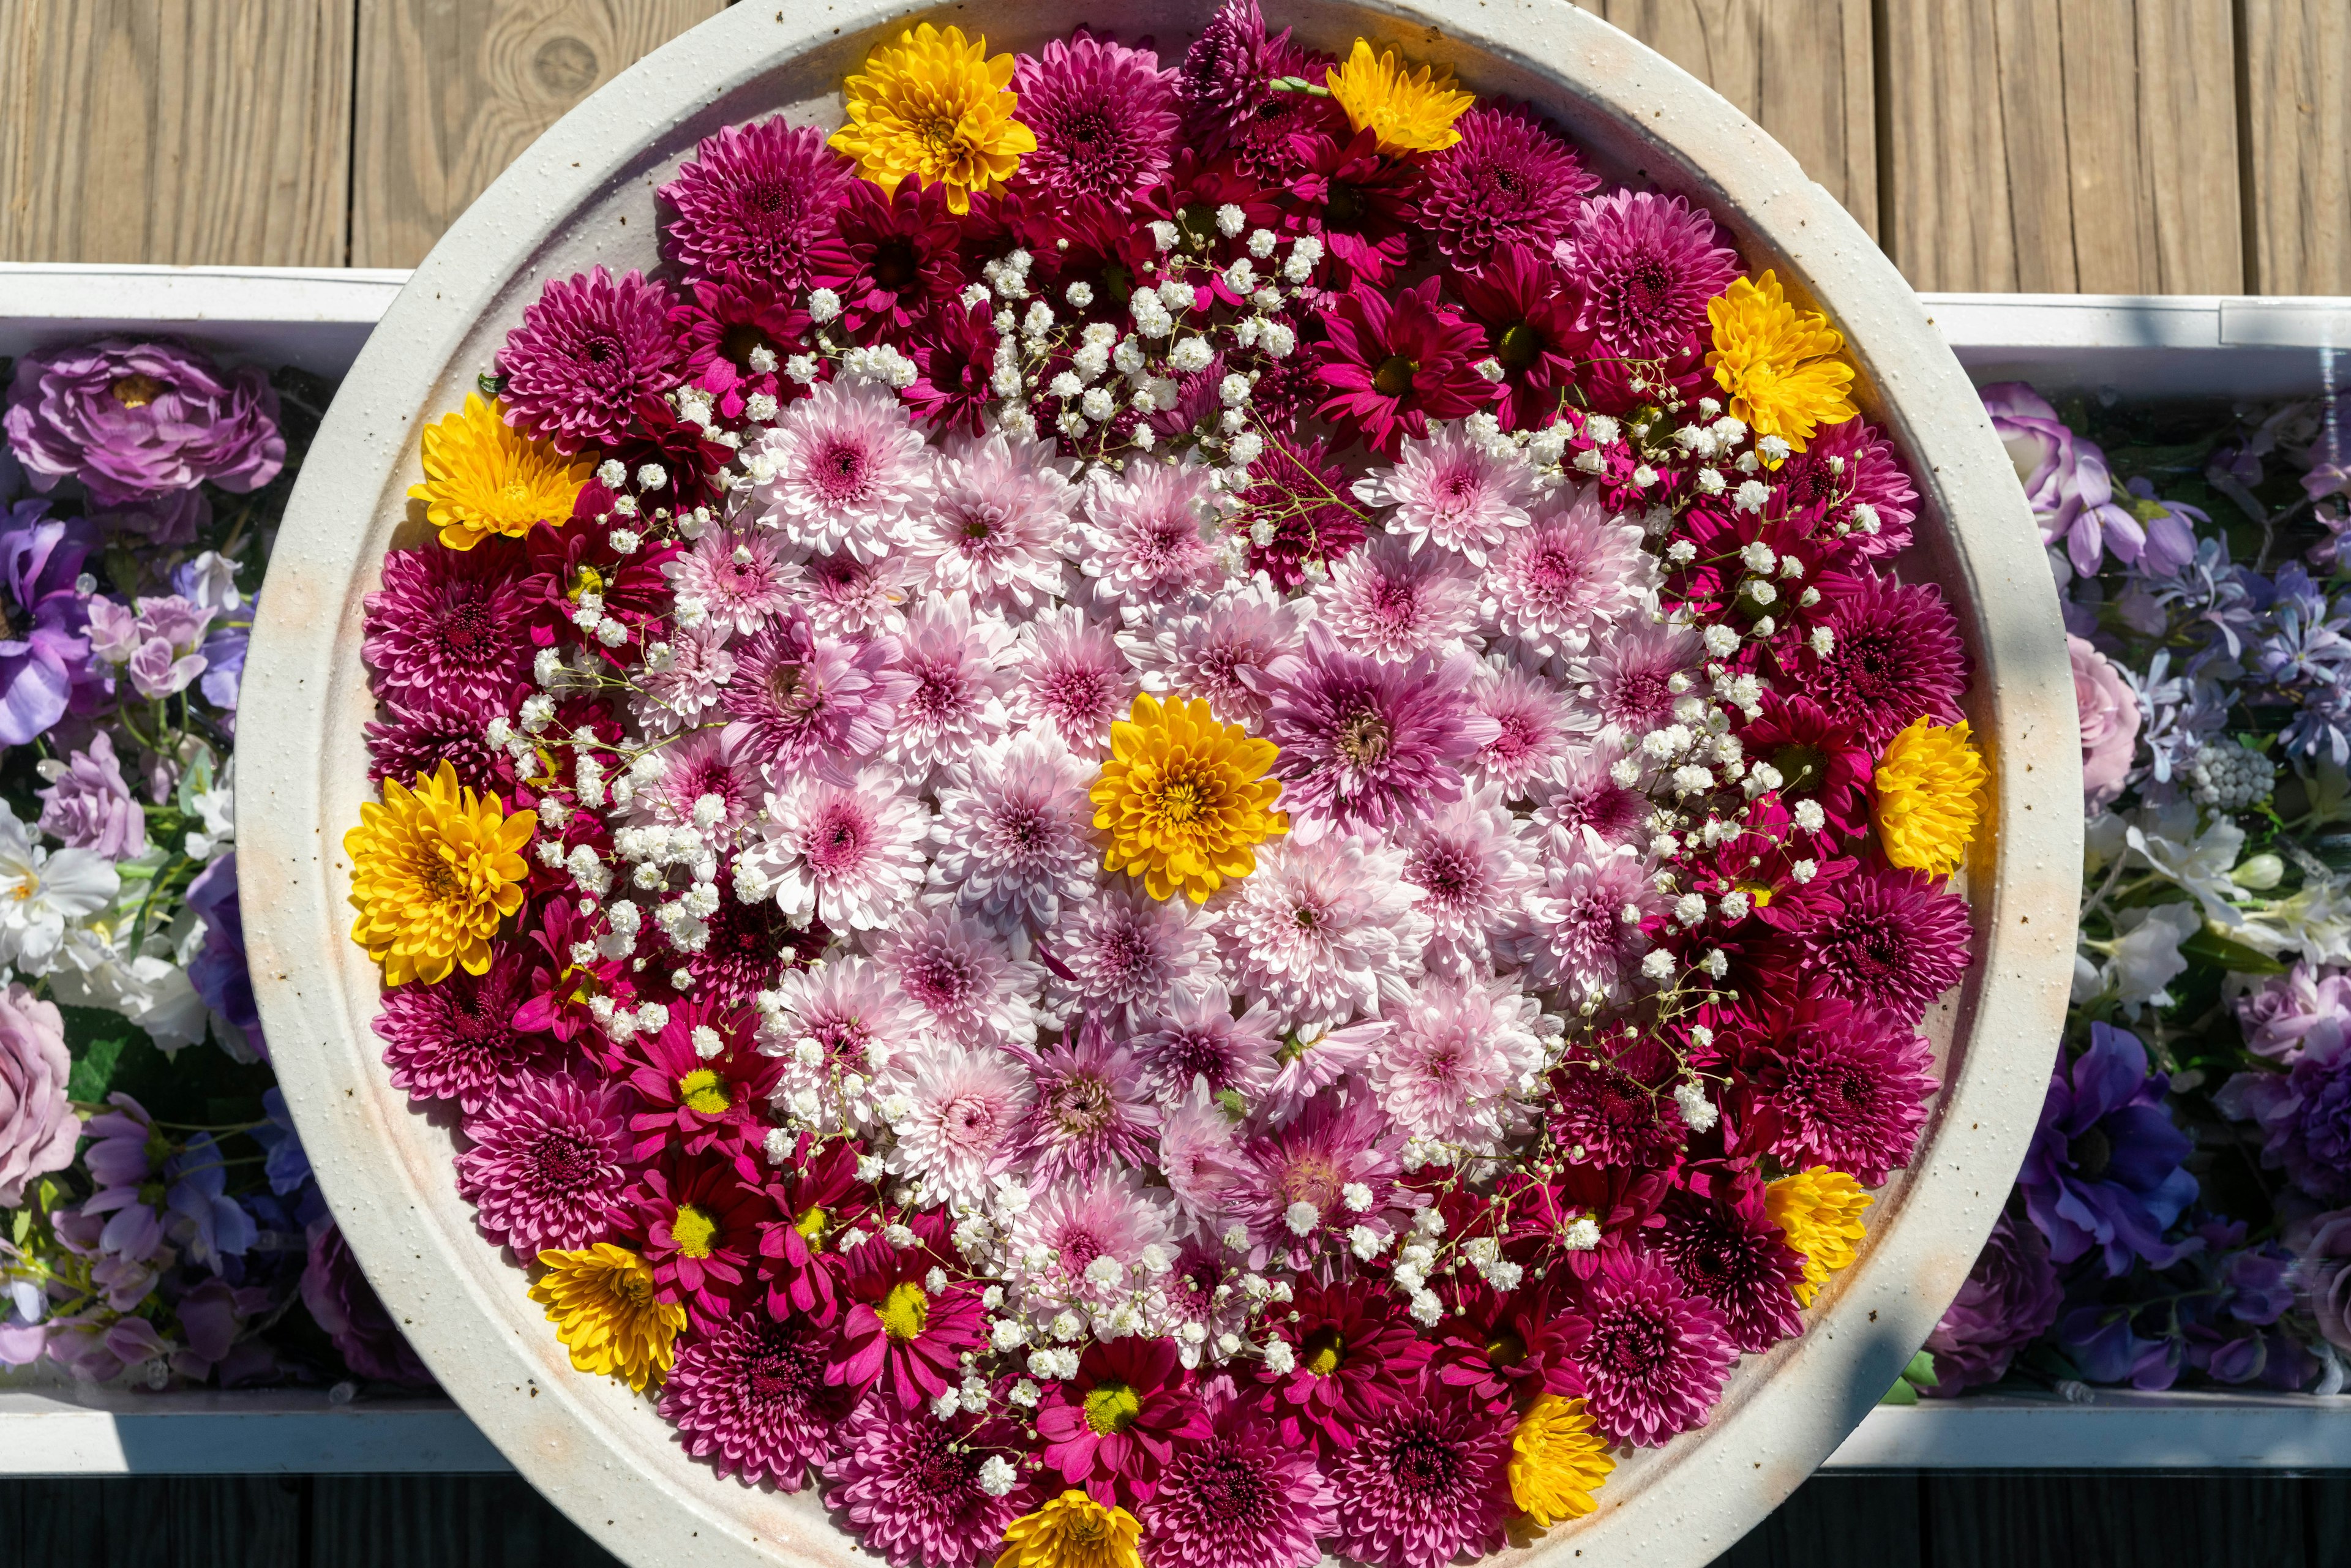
1252,1277,1429,1452
812,179,970,340
1328,1376,1512,1568
1654,1166,1808,1353
1422,100,1595,270
364,691,517,799
1563,189,1740,359
1236,435,1368,588
752,1133,876,1327
1450,243,1595,430
660,1310,852,1488
1427,1280,1583,1410
1009,1016,1161,1184
902,300,999,437
828,1226,988,1409
632,1147,773,1330
1772,417,1918,560
620,1002,779,1158
1735,691,1875,839
1218,32,1343,181
360,538,536,713
1780,861,1973,1027
1313,276,1490,456
374,944,549,1114
1733,994,1938,1186
1142,1384,1336,1568
658,116,855,292
1012,34,1178,209
497,266,683,452
456,1070,634,1257
1036,1335,1209,1505
825,1400,1035,1568
1802,568,1970,746
669,277,810,420
1559,1247,1736,1447
1545,1033,1684,1171
1260,623,1492,841
1286,129,1424,286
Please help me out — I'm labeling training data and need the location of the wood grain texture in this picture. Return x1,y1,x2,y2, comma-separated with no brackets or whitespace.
2241,0,2351,293
0,0,353,266
1573,0,1879,239
1922,1472,2308,1568
350,0,724,269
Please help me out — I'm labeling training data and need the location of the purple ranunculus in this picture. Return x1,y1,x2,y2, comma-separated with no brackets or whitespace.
0,984,78,1207
301,1220,433,1387
35,731,146,860
87,591,213,701
4,337,285,504
186,853,263,1056
1922,1212,2063,1394
2286,1206,2351,1354
1980,381,2150,578
2215,1033,2351,1204
0,501,99,746
2020,1023,2199,1275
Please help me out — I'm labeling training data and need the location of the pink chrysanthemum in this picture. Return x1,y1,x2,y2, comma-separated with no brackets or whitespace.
1742,996,1936,1187
1787,863,1973,1026
879,1040,1032,1207
658,118,854,292
1544,1035,1684,1171
1132,986,1282,1106
1156,1080,1248,1230
1398,784,1542,980
1805,569,1970,746
365,691,517,798
1007,1169,1178,1310
1212,836,1430,1032
1234,1092,1410,1264
631,621,737,737
762,955,928,1130
1312,532,1480,664
1329,1381,1513,1568
455,1070,632,1256
1655,1170,1809,1353
1314,276,1491,457
1037,1334,1207,1507
1774,417,1918,559
1484,487,1657,658
904,430,1078,611
1531,735,1651,851
361,539,536,713
831,1232,989,1406
825,1402,1032,1568
1351,425,1538,567
1010,605,1139,754
666,524,797,637
1252,1277,1429,1450
1260,625,1493,842
1044,882,1217,1033
928,730,1098,941
1569,617,1704,743
1369,975,1545,1153
752,377,932,561
746,764,931,932
1010,1016,1163,1182
884,591,1016,781
660,1311,849,1490
1119,582,1311,726
627,724,762,840
1463,657,1585,798
1078,460,1218,610
723,612,913,779
375,946,547,1113
796,546,916,642
1422,100,1595,269
497,266,683,452
1561,1247,1738,1447
1257,1019,1391,1127
1523,836,1666,1003
1144,1393,1337,1568
1564,190,1741,360
873,909,1047,1051
1013,34,1179,207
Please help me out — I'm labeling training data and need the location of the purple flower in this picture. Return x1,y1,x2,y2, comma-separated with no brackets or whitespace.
36,732,144,859
2020,1023,2197,1275
165,1132,257,1269
301,1220,433,1387
4,337,284,503
1980,381,2161,577
88,592,214,699
89,487,208,548
0,985,77,1207
186,853,264,1055
1922,1212,2062,1394
2285,1207,2351,1355
2216,1033,2351,1203
0,503,99,746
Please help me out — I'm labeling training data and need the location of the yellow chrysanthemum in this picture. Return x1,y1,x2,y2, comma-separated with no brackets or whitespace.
1765,1168,1872,1307
1704,270,1858,452
996,1490,1143,1568
1509,1394,1616,1528
343,759,534,986
1090,692,1286,904
407,394,592,552
830,23,1035,215
1324,39,1475,156
528,1243,685,1393
1873,716,1989,878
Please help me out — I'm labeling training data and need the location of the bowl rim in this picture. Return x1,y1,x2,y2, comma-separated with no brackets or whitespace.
239,3,2082,1564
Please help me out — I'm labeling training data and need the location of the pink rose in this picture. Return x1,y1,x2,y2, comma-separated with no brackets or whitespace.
0,984,78,1207
2069,634,2140,807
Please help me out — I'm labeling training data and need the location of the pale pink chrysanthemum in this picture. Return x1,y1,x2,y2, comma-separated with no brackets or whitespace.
1569,618,1704,743
1118,582,1313,726
1530,736,1651,852
626,725,762,841
1257,1018,1393,1127
926,731,1098,943
1131,984,1281,1106
1155,1078,1248,1232
752,376,932,561
1462,656,1585,798
746,764,931,932
1077,460,1218,610
1483,487,1657,657
724,612,915,781
880,1040,1033,1209
1044,880,1218,1031
632,621,737,737
1004,1170,1177,1316
796,546,915,641
1312,532,1481,664
1008,1016,1161,1184
1008,605,1138,754
1368,974,1547,1153
1397,782,1542,980
760,955,928,1133
1523,833,1666,1003
883,591,1016,783
1210,836,1430,1033
870,907,1046,1049
1352,424,1539,566
903,430,1078,612
666,523,798,637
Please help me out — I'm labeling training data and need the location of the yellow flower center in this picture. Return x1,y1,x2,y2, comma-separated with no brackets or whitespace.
1734,879,1775,909
569,564,606,603
1300,1327,1344,1377
110,373,165,407
677,1069,732,1115
1082,1381,1142,1436
794,1204,830,1244
879,1280,929,1341
670,1203,719,1259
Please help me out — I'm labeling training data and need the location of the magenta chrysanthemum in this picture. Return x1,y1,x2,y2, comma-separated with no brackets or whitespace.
1174,0,1273,124
1329,1381,1513,1568
1314,277,1491,457
363,690,514,797
456,1070,634,1256
1010,1016,1163,1182
1561,1247,1738,1447
497,266,683,451
826,1401,1030,1568
1261,625,1493,842
660,1311,848,1489
361,539,536,712
1143,1395,1337,1568
1805,568,1970,746
1655,1171,1809,1353
1565,189,1740,360
722,611,913,779
1569,619,1704,743
1545,1035,1684,1170
1013,35,1179,207
1035,1334,1205,1505
1789,863,1973,1025
1740,997,1938,1187
1252,1277,1428,1451
375,946,547,1113
1774,417,1918,558
658,118,855,292
1422,100,1595,270
1234,1092,1409,1264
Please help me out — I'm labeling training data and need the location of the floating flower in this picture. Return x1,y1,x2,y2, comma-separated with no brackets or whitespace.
1354,424,1537,567
1212,835,1428,1031
1131,986,1282,1106
1013,35,1179,208
408,394,590,552
1565,190,1739,361
1091,692,1286,905
1654,1169,1809,1352
1234,1092,1410,1264
1805,568,1970,747
907,430,1078,611
874,909,1048,1051
1370,973,1545,1152
1142,1394,1336,1568
725,613,914,781
1006,1169,1177,1312
998,1490,1144,1568
831,1230,989,1407
1783,862,1971,1027
456,1070,633,1256
1012,607,1141,755
831,1401,1035,1568
887,591,1018,781
1507,1395,1614,1528
528,1242,686,1393
1314,277,1490,457
1483,488,1656,659
1705,270,1858,452
1119,583,1312,727
817,178,973,339
497,266,681,452
881,1040,1033,1207
635,1148,773,1328
752,375,934,561
1323,40,1474,157
747,764,932,933
1522,837,1663,1003
1078,461,1219,612
1035,1335,1207,1506
658,117,854,292
1422,102,1593,269
1559,1248,1735,1447
1764,1166,1872,1307
343,761,535,988
1873,716,1988,877
930,730,1100,940
831,24,1036,214
666,523,798,637
361,539,537,714
1739,997,1938,1187
1260,625,1490,841
1330,1379,1513,1568
1253,1277,1428,1450
660,1311,847,1490
1313,532,1480,664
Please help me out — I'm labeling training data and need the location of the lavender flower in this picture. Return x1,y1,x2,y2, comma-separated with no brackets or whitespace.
0,505,98,746
36,733,145,859
2019,1024,2197,1275
4,337,285,503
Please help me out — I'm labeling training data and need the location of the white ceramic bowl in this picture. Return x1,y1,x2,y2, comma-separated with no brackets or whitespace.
240,4,2082,1564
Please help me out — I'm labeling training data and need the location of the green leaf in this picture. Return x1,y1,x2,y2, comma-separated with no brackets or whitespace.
1878,1376,1919,1406
67,1032,129,1104
1903,1349,1939,1386
2179,925,2288,976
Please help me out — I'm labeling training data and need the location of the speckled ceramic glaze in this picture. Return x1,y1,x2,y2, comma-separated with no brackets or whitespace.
239,4,2081,1564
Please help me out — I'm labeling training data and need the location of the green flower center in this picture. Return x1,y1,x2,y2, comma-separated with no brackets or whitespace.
1371,354,1418,398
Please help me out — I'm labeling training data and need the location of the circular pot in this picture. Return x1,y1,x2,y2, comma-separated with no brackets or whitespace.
240,3,2081,1564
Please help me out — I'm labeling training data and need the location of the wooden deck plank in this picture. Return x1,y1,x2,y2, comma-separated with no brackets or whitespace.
0,0,353,266
349,0,724,270
1924,1472,2309,1568
310,1474,624,1568
2241,0,2351,293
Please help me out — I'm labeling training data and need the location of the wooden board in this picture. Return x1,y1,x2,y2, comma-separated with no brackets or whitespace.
348,0,724,270
2241,0,2351,294
0,0,352,266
